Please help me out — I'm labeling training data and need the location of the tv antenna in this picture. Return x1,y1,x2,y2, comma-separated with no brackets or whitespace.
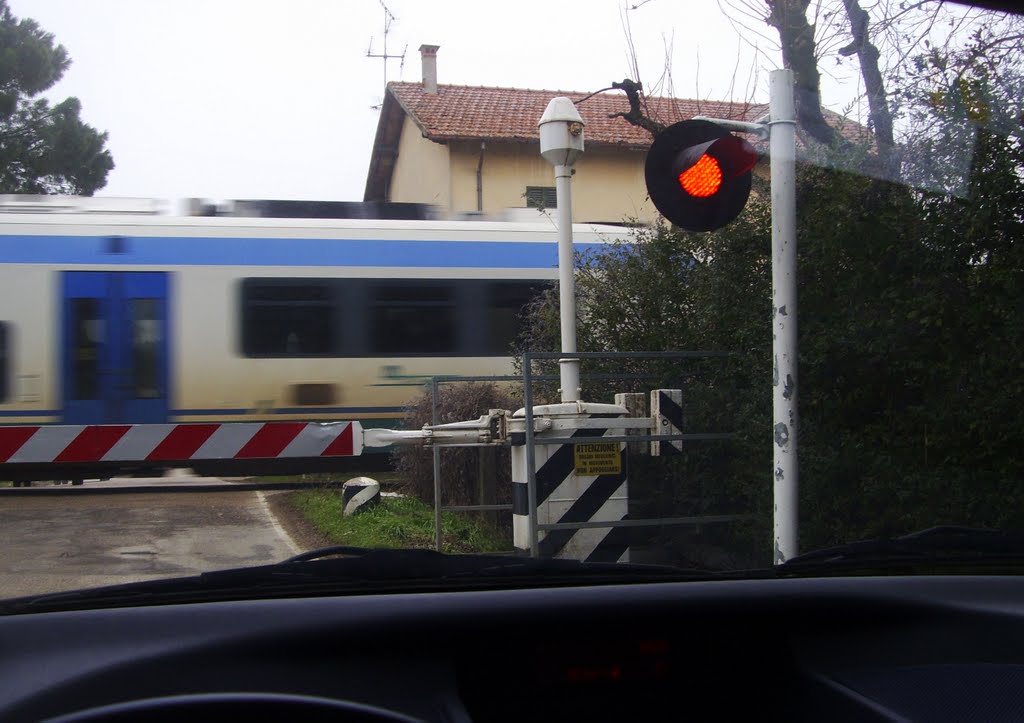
367,0,406,109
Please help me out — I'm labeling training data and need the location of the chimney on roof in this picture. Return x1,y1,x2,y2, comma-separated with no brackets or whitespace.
419,44,439,94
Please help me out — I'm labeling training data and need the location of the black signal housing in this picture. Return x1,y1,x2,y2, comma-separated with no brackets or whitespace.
645,119,759,232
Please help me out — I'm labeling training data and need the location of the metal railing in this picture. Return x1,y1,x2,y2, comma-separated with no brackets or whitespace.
429,375,517,552
520,351,748,558
425,351,753,557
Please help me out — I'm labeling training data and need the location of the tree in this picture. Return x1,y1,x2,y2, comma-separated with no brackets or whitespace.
515,199,777,567
764,0,845,147
0,0,113,194
517,39,1024,558
716,0,1023,178
519,147,1023,557
900,24,1024,195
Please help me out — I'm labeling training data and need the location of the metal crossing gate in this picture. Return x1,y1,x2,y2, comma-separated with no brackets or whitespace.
0,371,750,563
0,421,361,466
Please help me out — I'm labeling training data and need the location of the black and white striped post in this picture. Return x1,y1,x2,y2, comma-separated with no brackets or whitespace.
512,402,630,562
651,389,684,456
513,99,630,562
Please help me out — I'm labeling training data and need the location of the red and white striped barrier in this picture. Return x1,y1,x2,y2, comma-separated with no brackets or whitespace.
0,421,363,465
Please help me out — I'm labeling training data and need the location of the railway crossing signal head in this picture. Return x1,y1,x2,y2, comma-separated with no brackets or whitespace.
644,119,759,232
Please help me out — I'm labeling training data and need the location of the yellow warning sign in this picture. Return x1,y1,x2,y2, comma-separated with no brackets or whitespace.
574,442,622,476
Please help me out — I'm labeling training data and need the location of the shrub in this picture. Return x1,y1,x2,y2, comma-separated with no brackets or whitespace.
391,383,519,513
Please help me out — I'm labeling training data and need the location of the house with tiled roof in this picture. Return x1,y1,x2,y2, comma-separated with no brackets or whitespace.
364,45,774,225
364,45,867,224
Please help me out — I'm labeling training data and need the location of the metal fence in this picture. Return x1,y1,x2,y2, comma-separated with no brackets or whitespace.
428,351,754,557
520,351,750,558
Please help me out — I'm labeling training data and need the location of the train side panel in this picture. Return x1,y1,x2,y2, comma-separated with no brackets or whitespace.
0,265,58,424
171,264,552,422
0,215,625,479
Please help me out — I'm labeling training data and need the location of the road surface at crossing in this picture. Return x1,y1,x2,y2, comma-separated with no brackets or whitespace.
0,476,300,599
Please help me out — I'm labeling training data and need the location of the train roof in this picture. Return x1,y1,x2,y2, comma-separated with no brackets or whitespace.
0,213,634,270
0,212,631,237
0,196,639,234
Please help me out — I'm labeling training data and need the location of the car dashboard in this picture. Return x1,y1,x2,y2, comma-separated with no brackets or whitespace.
2,575,1024,721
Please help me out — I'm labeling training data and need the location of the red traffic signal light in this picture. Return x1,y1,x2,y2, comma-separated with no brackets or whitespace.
645,119,759,232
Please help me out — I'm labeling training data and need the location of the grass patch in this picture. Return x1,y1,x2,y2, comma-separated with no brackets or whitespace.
292,491,510,554
248,470,403,486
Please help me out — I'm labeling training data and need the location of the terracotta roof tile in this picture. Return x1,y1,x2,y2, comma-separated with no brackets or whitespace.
388,82,769,148
366,82,871,201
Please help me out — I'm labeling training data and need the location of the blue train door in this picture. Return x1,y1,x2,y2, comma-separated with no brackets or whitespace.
62,272,170,424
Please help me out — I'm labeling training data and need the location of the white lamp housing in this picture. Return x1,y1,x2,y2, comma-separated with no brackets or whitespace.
539,97,585,167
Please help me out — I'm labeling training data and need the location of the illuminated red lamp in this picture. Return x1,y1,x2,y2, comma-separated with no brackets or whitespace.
679,154,723,197
645,119,759,232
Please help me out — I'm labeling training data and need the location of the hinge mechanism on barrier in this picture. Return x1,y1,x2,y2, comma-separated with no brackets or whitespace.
363,409,542,449
361,389,686,452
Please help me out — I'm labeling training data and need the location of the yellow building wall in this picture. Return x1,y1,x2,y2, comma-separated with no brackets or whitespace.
385,115,770,225
447,141,657,224
388,115,451,208
572,146,656,224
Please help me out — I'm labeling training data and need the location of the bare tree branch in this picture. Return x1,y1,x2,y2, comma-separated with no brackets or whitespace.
720,0,782,48
840,0,896,169
609,79,667,138
765,0,841,145
620,4,643,87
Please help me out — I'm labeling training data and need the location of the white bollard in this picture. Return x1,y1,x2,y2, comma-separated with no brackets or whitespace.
341,477,381,517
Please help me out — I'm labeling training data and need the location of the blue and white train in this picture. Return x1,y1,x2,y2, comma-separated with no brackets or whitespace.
0,199,623,476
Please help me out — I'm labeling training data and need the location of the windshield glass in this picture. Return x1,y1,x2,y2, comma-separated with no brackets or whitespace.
0,0,1021,602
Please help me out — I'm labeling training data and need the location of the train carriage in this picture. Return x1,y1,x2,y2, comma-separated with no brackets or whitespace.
0,202,623,478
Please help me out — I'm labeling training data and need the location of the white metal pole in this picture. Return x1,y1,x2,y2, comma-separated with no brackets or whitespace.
554,164,581,403
432,379,443,552
769,68,799,563
539,97,584,404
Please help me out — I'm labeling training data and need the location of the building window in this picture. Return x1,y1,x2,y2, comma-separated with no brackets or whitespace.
241,280,335,356
525,186,557,209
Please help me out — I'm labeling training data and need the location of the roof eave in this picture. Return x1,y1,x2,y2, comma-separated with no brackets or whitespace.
363,89,407,202
424,133,652,151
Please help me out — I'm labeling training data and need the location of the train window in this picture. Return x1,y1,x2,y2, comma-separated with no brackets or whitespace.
241,280,336,356
486,282,546,354
237,278,546,358
70,299,103,400
0,322,8,402
130,299,162,398
370,283,456,354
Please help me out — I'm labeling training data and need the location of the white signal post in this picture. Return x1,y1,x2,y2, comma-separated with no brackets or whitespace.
768,69,798,563
538,97,585,403
676,69,801,563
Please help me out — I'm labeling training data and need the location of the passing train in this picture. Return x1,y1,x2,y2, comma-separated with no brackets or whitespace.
0,197,625,477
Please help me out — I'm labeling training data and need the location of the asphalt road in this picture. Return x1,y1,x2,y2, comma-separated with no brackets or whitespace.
0,479,301,599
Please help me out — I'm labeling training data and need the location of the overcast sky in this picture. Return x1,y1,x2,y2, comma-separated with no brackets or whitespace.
9,0,851,204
